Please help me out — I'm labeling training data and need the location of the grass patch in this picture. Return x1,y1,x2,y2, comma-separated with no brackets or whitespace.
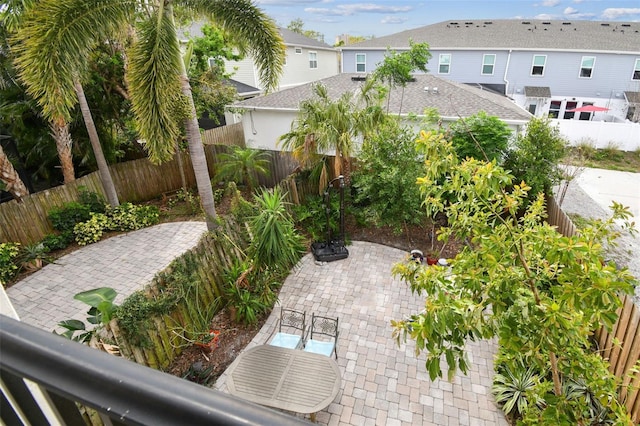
564,144,640,173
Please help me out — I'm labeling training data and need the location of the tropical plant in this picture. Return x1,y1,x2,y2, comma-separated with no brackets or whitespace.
390,130,636,422
248,186,305,273
18,242,50,271
57,287,118,342
224,284,265,325
13,0,285,231
492,362,544,421
183,360,214,385
447,110,512,162
214,146,270,193
0,144,29,201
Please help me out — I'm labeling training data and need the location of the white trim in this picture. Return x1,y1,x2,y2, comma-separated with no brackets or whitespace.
579,56,595,79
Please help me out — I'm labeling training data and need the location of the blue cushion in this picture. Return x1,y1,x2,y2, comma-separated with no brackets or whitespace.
304,340,335,357
269,332,302,349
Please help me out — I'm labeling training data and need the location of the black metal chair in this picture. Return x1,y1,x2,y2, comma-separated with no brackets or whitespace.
268,308,306,350
303,314,338,359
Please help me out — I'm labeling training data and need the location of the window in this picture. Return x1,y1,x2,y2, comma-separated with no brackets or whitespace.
579,56,595,78
549,100,561,118
482,54,496,75
531,55,546,76
564,101,577,119
579,103,593,120
356,54,366,73
309,52,317,69
439,54,451,74
633,59,640,80
295,47,302,54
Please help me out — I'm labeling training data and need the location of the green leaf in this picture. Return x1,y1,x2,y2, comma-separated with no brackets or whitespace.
74,287,116,308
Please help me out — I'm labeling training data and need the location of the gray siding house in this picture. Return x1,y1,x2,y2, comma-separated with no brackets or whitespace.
341,20,640,124
224,27,339,92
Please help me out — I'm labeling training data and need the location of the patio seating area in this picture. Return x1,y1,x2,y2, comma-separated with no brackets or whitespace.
216,241,508,425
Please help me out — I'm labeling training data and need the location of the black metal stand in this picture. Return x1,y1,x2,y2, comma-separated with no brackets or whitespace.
311,175,349,262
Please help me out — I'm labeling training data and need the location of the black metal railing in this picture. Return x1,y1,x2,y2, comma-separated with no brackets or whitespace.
0,315,307,425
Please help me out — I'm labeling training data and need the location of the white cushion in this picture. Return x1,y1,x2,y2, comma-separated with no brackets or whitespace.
269,332,302,349
304,340,335,357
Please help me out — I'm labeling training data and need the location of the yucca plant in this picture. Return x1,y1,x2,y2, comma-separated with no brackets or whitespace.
492,363,544,421
248,187,305,273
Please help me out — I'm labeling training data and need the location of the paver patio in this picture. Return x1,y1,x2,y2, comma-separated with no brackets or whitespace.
217,241,508,425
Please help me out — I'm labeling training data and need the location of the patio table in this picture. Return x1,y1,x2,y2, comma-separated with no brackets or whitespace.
226,344,341,421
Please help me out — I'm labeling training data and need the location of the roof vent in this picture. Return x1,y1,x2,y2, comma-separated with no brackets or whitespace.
522,21,531,25
423,86,429,92
449,22,458,25
464,21,473,25
484,21,493,25
432,87,439,94
351,76,367,81
542,22,551,25
621,24,631,27
601,23,610,27
562,22,572,25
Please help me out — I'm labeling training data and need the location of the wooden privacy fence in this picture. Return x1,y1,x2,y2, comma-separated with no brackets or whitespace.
546,195,640,422
201,122,244,147
98,219,249,371
1,129,301,245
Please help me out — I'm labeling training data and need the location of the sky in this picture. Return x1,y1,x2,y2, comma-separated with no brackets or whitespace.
254,0,640,44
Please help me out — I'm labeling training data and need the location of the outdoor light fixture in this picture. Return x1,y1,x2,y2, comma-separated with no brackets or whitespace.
311,175,349,262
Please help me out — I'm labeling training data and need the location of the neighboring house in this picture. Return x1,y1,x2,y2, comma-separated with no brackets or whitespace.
225,73,532,152
224,27,339,92
340,20,640,124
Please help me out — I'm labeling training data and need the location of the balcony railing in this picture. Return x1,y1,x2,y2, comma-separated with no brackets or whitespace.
0,315,306,425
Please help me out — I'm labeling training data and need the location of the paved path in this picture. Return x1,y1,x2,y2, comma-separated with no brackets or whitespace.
217,241,507,425
6,221,207,332
5,224,507,425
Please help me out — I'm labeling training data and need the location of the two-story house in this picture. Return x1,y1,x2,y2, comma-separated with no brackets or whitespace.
224,27,339,93
341,20,640,124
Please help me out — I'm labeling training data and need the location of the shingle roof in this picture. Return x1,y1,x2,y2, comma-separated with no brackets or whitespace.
342,20,640,53
524,86,552,98
231,73,532,122
278,27,335,50
625,91,640,104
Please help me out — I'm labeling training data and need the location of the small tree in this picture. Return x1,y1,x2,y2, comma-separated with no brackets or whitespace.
214,146,270,193
503,117,567,206
447,111,512,162
391,130,636,423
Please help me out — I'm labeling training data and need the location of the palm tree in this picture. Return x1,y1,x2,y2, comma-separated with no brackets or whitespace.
214,146,270,193
279,82,385,188
14,0,284,231
0,144,29,202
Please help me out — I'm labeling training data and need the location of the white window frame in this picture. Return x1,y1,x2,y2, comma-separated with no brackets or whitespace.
438,54,451,75
531,55,546,76
579,56,595,79
481,54,495,75
295,47,302,54
633,58,640,81
356,54,366,73
309,51,318,69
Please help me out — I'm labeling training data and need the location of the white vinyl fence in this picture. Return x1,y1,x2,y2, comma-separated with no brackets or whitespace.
552,119,640,151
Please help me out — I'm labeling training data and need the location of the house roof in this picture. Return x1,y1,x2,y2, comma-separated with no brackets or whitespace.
231,73,532,122
341,20,640,53
278,27,335,51
625,91,640,104
225,79,261,98
524,86,552,98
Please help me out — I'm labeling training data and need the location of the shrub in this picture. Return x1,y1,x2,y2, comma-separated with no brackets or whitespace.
74,213,109,246
48,202,91,233
78,187,106,213
106,203,159,231
0,242,21,284
447,111,512,162
41,232,74,252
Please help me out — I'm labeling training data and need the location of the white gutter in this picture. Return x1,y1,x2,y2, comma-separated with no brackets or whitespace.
503,49,512,96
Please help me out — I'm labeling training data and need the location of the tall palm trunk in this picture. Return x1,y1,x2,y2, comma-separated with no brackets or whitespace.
49,120,76,183
170,6,217,230
74,80,120,207
0,145,29,202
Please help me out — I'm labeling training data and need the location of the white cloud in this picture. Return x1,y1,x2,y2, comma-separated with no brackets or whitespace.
533,13,556,20
542,0,561,6
572,0,585,3
381,16,408,24
305,3,413,17
601,8,640,19
564,7,578,15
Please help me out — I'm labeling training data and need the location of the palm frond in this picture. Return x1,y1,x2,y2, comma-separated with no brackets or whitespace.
13,0,135,122
126,8,184,164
